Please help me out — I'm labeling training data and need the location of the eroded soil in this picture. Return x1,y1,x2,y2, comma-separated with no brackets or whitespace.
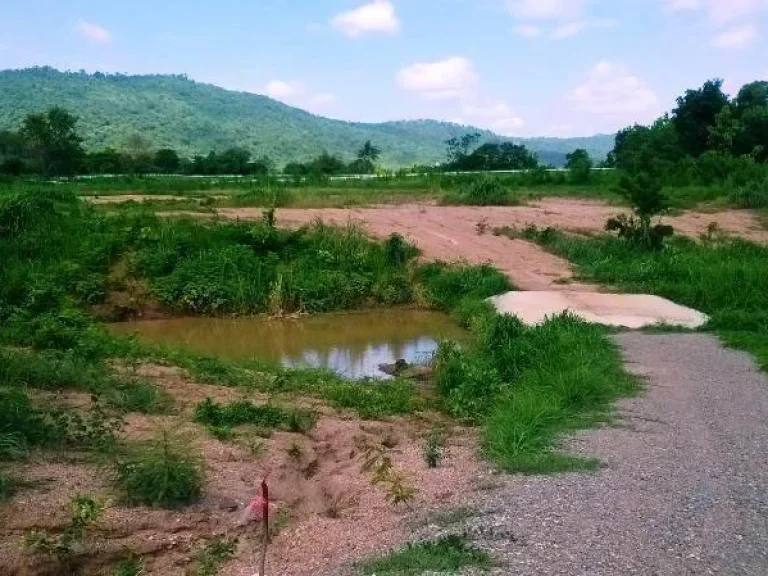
0,363,489,576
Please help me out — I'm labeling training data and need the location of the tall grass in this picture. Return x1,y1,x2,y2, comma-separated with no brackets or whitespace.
531,230,768,370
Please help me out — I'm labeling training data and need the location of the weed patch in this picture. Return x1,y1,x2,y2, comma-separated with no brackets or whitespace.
358,535,491,575
192,537,237,576
116,432,204,508
194,398,316,438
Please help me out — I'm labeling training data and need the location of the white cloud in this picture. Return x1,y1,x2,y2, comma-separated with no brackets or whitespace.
264,80,304,99
515,25,542,37
552,19,616,38
712,24,759,48
75,19,111,43
566,61,659,129
397,57,478,100
462,100,525,135
506,0,586,20
262,80,335,112
331,0,400,38
663,0,767,24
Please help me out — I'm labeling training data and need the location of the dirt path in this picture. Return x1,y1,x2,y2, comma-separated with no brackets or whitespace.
463,333,768,575
213,200,768,291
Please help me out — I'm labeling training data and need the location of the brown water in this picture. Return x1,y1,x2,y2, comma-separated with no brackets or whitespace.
110,309,465,380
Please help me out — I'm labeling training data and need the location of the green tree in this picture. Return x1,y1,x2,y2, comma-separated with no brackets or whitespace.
708,106,741,154
21,107,84,176
672,79,729,157
357,140,381,163
154,149,180,173
565,148,593,184
445,132,481,166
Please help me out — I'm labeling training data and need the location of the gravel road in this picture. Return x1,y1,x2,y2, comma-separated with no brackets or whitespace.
463,333,768,575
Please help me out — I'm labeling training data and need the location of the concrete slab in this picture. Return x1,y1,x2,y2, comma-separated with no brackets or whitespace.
489,291,709,329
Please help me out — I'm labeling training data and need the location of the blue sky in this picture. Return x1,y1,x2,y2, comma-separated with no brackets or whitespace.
1,0,766,136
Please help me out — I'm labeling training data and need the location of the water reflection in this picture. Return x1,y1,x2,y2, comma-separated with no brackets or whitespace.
110,309,465,380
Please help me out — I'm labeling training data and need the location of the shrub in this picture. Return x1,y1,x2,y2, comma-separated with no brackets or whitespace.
117,433,204,508
729,177,768,208
446,177,509,206
607,172,674,250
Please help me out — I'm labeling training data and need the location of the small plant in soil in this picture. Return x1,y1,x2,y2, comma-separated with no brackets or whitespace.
113,555,145,576
287,442,303,460
422,428,446,468
362,445,415,508
194,398,316,439
116,431,204,508
193,537,238,576
25,495,105,571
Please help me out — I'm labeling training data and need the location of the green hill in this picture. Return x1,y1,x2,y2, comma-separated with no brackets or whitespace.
0,67,615,167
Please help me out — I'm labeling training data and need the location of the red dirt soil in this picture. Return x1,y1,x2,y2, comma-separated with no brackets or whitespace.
211,199,768,291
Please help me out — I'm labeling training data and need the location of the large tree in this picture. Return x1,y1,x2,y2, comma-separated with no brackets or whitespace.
21,107,84,176
672,79,729,157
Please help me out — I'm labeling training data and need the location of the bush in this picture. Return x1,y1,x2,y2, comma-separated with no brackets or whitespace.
417,263,511,312
729,177,768,208
443,177,509,206
117,433,204,508
607,172,674,250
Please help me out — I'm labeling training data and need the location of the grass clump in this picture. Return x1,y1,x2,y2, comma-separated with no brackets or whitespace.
193,398,316,438
113,555,145,576
192,537,237,576
442,177,511,206
358,535,491,575
0,470,14,500
729,177,768,208
116,432,204,508
434,313,638,473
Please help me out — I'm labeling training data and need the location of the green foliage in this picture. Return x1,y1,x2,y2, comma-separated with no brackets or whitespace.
0,470,14,500
194,398,316,437
116,432,204,508
417,263,511,312
25,496,104,567
20,106,85,176
193,537,237,576
729,177,768,208
452,177,510,206
362,445,416,507
566,148,593,184
358,535,491,575
672,79,730,157
606,172,674,250
422,428,446,468
113,556,145,576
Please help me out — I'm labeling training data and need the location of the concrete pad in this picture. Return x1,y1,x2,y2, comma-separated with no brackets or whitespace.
489,291,709,329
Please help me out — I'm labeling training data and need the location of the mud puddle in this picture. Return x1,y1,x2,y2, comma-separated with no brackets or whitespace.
109,309,465,379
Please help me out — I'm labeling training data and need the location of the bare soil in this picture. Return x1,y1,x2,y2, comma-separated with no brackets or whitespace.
0,363,488,576
212,200,768,290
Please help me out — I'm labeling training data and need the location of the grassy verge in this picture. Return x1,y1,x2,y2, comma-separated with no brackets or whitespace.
523,229,768,370
358,535,491,575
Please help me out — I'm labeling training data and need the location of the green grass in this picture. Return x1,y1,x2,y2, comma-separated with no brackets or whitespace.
433,311,638,473
116,433,204,508
527,230,768,371
192,537,237,576
194,398,316,438
0,470,14,500
112,556,145,576
358,535,491,575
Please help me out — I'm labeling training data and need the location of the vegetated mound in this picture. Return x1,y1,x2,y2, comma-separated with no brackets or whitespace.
0,67,614,166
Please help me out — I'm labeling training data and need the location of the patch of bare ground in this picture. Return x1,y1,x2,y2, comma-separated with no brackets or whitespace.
1,363,489,576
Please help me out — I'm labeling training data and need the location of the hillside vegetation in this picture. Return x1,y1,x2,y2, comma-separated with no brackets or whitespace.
0,67,614,167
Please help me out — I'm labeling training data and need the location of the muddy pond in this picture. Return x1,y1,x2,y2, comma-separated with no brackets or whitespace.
110,309,466,380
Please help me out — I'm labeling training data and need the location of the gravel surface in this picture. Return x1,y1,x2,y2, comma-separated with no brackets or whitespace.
462,333,768,575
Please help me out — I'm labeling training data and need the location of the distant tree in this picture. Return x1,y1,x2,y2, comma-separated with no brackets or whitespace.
309,152,345,176
283,161,309,177
346,158,375,174
708,106,741,154
445,132,481,166
454,142,538,171
672,79,730,157
565,148,593,184
85,148,128,174
125,133,152,158
357,140,381,163
218,147,252,174
20,107,85,176
612,117,683,176
154,148,180,173
734,81,768,111
0,129,26,175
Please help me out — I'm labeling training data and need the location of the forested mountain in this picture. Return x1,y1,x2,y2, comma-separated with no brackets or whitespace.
0,67,614,167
